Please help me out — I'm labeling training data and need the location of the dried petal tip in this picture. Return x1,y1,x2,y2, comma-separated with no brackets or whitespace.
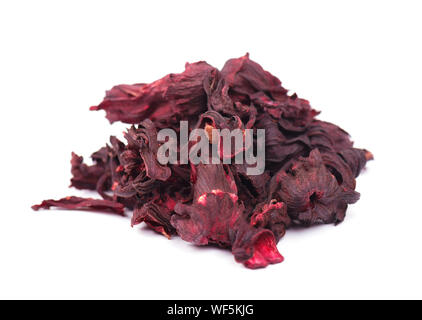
243,233,284,269
365,150,374,161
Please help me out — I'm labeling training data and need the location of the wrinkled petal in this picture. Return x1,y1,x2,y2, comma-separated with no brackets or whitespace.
124,120,171,181
32,196,125,215
271,149,360,225
91,61,215,128
171,191,242,247
232,227,284,269
250,200,291,241
70,152,107,190
132,201,175,239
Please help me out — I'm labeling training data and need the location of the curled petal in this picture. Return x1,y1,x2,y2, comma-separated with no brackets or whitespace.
171,191,242,246
32,196,125,216
91,61,215,128
273,149,360,225
132,201,175,239
232,223,284,269
250,200,291,241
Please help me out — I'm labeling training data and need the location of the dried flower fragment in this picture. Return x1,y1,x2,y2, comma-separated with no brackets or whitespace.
32,196,125,215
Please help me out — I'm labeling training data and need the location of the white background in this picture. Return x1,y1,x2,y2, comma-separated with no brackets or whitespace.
1,0,421,300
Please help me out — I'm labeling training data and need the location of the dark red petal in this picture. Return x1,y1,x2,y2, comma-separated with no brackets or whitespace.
32,196,125,216
131,201,175,239
91,61,215,127
243,232,284,269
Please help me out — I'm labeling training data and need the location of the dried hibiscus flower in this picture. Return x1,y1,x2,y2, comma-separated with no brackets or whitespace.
33,54,372,269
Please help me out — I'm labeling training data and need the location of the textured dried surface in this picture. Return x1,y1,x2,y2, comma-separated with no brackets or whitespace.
270,149,360,225
32,196,125,215
33,54,372,269
90,61,215,128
